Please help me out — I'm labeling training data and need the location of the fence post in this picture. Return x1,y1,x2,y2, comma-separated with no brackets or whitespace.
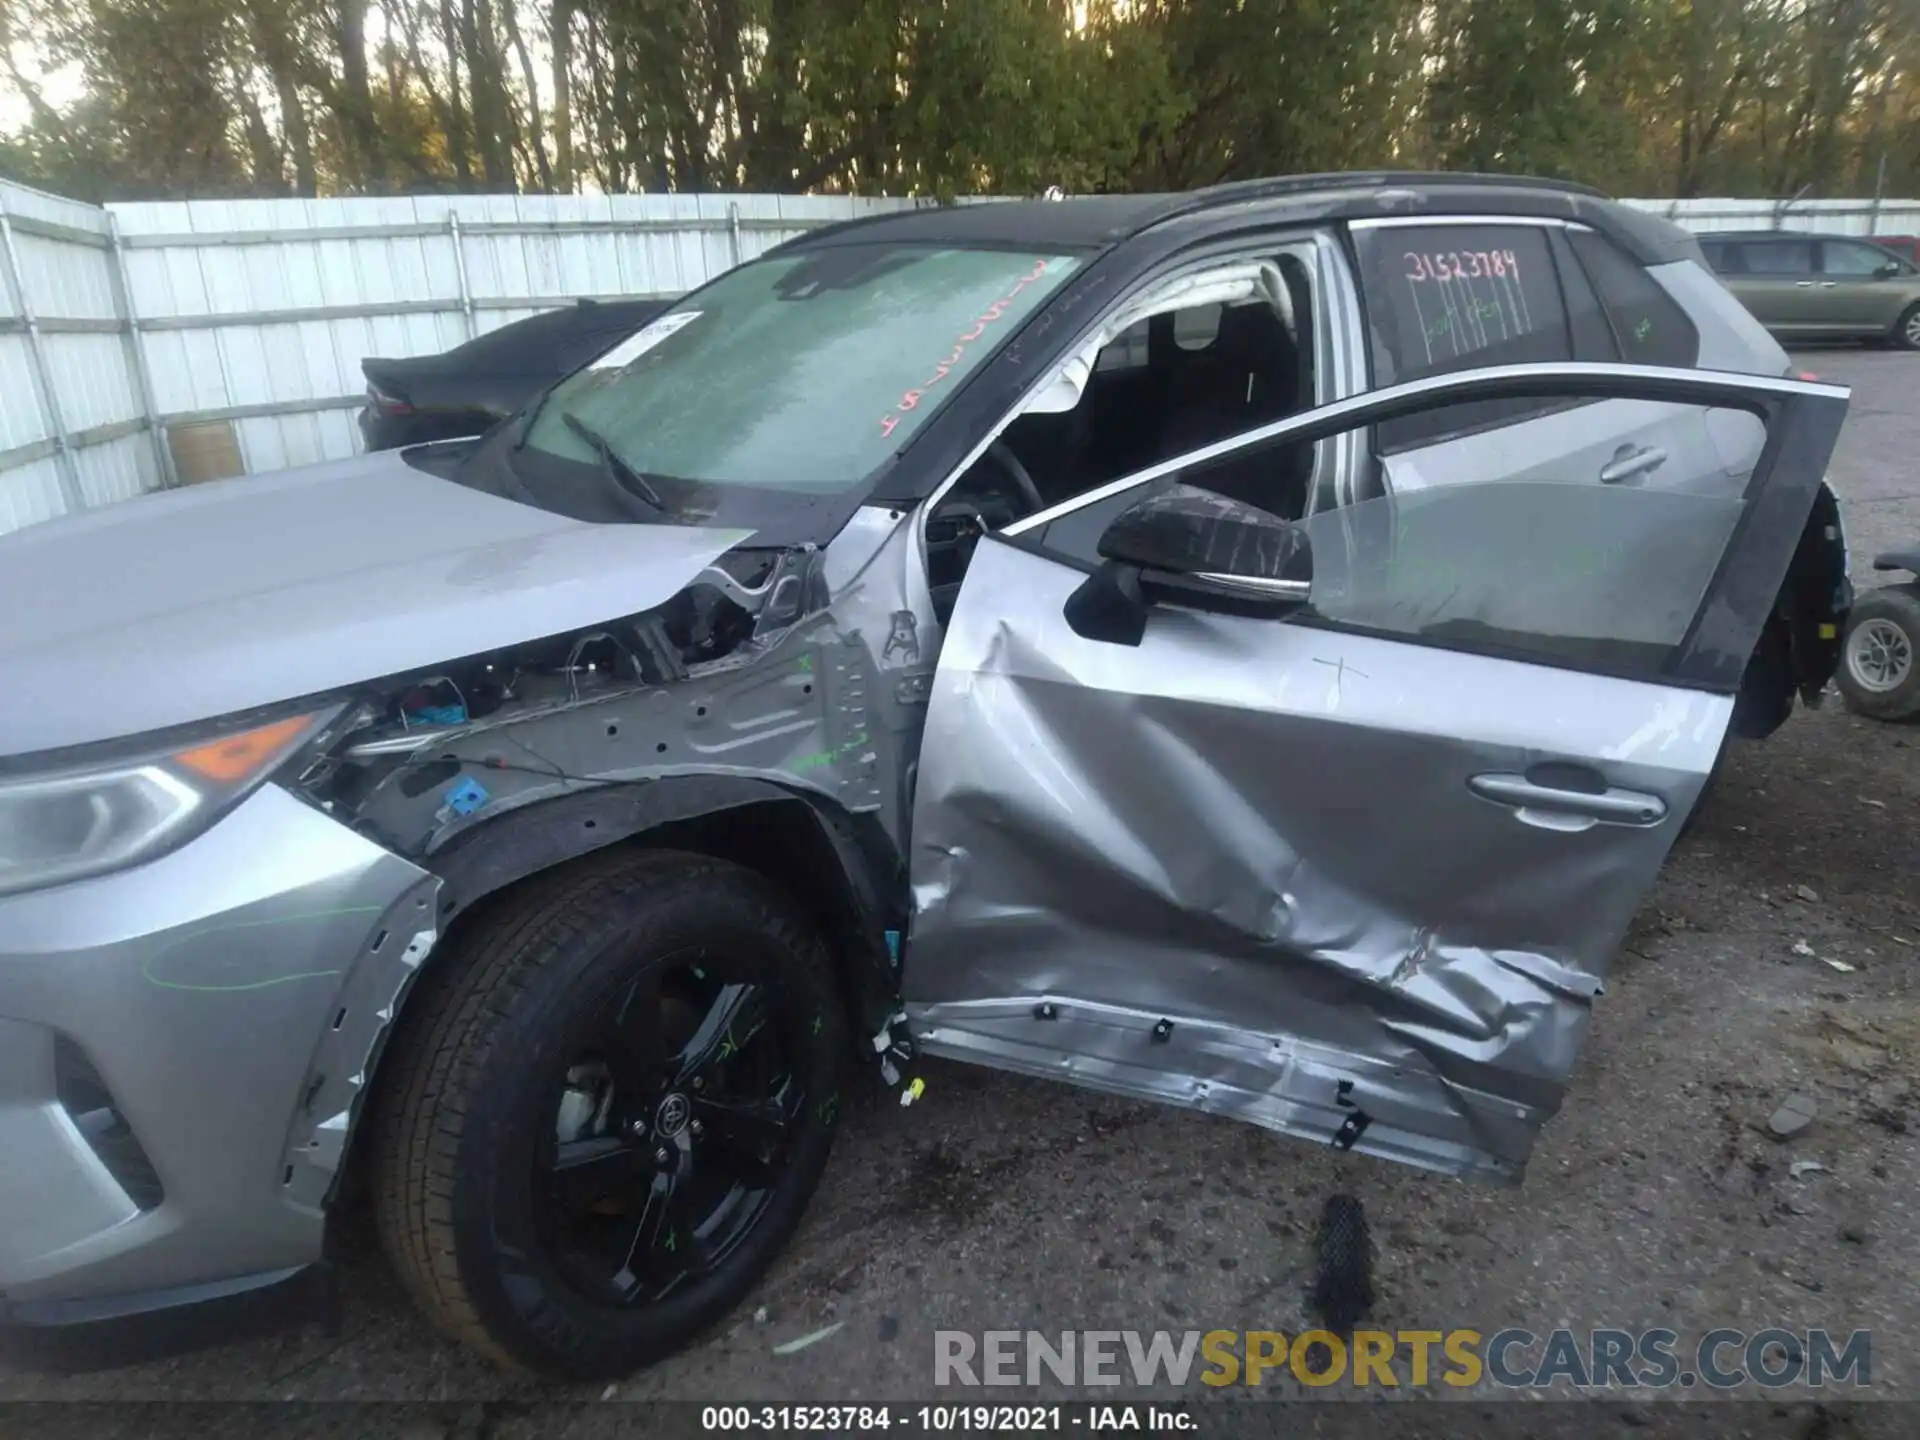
0,190,85,514
448,212,477,339
105,211,177,490
727,201,743,267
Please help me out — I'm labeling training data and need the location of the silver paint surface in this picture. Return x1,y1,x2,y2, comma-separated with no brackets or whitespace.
338,504,935,861
0,447,752,758
904,535,1733,1181
0,784,429,1298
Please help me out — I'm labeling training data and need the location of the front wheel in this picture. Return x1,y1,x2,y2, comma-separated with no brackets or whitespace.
370,850,847,1378
1837,586,1920,720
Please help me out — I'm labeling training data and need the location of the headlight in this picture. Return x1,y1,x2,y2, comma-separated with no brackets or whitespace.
0,711,331,897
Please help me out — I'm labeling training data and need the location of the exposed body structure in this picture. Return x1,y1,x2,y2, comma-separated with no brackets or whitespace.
0,174,1853,1377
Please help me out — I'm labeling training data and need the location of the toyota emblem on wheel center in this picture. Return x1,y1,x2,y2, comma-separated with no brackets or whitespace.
655,1093,692,1138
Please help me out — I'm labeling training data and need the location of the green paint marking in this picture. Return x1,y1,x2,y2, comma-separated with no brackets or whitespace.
812,1014,824,1036
139,905,388,993
791,729,873,773
796,653,814,673
665,1230,677,1252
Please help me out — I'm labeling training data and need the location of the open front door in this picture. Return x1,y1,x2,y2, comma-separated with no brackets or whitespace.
902,362,1848,1183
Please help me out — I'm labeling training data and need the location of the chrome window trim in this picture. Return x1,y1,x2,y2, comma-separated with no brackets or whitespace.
1349,215,1589,232
1189,574,1312,601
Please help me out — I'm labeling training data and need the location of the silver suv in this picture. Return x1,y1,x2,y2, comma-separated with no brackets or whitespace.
0,174,1853,1379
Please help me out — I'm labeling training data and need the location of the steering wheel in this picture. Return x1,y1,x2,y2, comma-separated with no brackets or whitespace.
984,440,1045,515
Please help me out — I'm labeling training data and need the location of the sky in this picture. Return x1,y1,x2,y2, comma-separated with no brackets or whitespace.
0,35,83,133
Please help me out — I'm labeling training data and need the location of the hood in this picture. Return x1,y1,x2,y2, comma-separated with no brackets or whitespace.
0,450,753,759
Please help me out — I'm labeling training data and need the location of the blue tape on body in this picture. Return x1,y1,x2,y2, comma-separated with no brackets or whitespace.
443,776,489,817
885,929,902,967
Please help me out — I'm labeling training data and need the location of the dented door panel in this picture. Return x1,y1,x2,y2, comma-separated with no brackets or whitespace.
904,540,1724,1182
903,363,1849,1183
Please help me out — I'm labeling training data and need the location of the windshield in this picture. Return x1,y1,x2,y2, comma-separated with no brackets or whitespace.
517,243,1081,496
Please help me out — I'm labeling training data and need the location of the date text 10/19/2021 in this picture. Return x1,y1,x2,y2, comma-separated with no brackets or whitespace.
702,1407,1192,1432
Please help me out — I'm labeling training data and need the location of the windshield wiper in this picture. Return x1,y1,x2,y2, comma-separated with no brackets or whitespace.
509,380,559,450
560,413,669,513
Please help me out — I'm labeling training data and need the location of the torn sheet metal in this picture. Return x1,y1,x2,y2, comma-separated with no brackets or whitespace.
281,875,442,1205
306,504,938,868
283,504,937,1178
903,537,1728,1183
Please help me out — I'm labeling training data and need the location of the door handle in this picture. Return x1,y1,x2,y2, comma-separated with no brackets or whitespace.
1599,445,1667,484
1470,773,1669,828
1817,281,1837,288
1795,280,1817,287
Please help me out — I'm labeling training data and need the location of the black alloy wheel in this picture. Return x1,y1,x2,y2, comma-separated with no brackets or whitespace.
535,957,807,1308
372,850,846,1378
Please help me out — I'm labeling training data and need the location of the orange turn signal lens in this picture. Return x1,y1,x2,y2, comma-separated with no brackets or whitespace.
172,714,318,783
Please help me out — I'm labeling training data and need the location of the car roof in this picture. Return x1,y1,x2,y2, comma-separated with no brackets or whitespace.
1703,230,1895,242
774,171,1622,255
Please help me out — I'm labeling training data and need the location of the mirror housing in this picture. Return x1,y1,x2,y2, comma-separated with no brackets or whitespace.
1064,485,1313,646
1876,260,1905,279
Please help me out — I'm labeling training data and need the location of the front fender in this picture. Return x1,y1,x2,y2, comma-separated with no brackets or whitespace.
296,775,905,1210
427,774,814,920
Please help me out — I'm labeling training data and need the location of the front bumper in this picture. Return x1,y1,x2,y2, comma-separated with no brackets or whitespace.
0,782,434,1352
1,1262,333,1371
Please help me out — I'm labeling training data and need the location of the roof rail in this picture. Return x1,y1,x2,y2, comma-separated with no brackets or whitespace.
1190,170,1611,203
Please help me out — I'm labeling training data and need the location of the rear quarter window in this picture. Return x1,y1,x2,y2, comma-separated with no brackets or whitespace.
1353,224,1574,452
1566,229,1701,368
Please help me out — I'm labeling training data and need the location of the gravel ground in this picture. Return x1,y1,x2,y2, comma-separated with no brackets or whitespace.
3,349,1916,1429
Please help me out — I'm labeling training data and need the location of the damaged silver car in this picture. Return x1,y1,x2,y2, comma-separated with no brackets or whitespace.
0,173,1854,1379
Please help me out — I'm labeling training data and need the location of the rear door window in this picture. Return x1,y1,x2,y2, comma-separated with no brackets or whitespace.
1353,223,1576,451
1566,229,1701,368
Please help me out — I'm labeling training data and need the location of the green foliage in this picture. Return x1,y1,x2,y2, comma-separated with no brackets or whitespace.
1,0,1917,199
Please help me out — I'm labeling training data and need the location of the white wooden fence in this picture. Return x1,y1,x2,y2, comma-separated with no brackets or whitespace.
1,179,1916,537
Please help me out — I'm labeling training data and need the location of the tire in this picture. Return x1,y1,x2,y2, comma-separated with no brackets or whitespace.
1895,303,1920,352
1836,585,1920,720
370,849,847,1378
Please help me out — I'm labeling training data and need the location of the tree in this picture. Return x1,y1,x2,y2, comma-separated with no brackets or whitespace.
4,0,1920,200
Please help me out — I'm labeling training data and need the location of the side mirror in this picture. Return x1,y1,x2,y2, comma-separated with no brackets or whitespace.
1064,485,1312,646
1876,261,1905,279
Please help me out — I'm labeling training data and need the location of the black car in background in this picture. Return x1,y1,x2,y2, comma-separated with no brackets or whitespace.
358,297,669,449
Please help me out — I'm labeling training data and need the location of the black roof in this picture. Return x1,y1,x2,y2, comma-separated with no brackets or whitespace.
771,171,1698,265
1700,229,1904,242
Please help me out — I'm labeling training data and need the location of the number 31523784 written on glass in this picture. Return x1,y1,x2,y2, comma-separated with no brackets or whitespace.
1405,249,1522,282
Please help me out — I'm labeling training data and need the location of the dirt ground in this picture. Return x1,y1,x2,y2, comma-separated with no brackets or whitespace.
2,350,1916,1427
